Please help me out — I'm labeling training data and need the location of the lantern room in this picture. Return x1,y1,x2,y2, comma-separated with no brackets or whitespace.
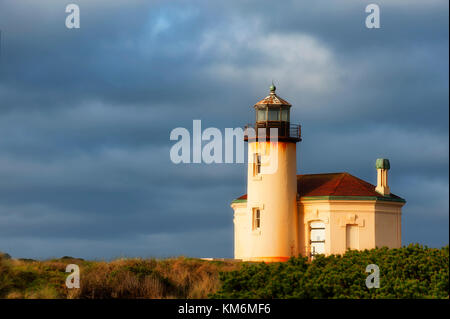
245,84,301,143
255,84,291,124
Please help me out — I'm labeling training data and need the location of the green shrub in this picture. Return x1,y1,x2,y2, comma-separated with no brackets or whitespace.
212,244,449,299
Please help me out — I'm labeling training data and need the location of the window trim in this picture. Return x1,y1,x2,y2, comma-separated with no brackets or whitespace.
253,153,261,177
309,221,326,258
252,208,261,231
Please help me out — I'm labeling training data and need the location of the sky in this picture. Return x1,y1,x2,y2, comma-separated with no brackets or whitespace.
0,0,448,260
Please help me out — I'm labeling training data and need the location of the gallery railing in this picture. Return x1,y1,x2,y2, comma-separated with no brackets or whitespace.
244,122,302,142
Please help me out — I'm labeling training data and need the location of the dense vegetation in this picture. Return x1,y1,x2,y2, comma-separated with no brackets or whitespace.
1,245,448,299
212,244,449,299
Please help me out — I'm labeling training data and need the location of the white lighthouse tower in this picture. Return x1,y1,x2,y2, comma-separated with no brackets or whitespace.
236,85,301,262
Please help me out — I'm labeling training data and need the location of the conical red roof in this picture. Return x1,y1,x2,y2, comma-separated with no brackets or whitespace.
254,85,291,107
254,93,291,107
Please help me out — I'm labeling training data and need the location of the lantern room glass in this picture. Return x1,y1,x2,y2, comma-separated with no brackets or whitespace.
268,109,280,121
255,107,290,123
281,109,290,122
257,108,266,121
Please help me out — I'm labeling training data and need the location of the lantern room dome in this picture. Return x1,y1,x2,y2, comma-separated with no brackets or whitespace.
254,85,292,108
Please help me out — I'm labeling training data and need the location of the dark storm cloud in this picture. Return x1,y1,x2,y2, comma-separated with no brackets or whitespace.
0,0,447,259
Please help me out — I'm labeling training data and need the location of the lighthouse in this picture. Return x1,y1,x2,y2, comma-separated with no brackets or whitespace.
238,85,302,262
231,85,405,262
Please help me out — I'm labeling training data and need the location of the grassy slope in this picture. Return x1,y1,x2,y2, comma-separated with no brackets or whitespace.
0,255,241,299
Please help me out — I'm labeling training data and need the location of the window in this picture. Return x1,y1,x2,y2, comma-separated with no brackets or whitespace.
257,109,266,121
253,153,261,176
252,208,261,230
281,109,290,121
268,109,280,121
310,221,325,258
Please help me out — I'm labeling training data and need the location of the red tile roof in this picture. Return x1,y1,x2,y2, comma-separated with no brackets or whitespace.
233,172,405,202
236,194,247,200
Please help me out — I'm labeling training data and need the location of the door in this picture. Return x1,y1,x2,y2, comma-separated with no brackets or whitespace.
310,221,325,257
346,224,359,250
